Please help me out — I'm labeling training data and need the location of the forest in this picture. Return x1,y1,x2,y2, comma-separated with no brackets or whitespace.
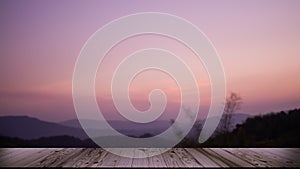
178,108,300,147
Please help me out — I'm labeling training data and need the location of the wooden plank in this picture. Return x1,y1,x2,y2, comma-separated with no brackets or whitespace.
200,148,230,167
29,148,83,167
57,148,87,167
248,148,300,167
19,149,62,167
133,148,168,167
83,148,108,167
251,148,290,167
1,148,300,167
0,148,25,158
210,148,254,167
98,148,123,167
132,148,149,167
161,148,185,167
173,148,200,167
1,148,57,167
115,149,134,167
59,148,105,167
224,148,272,167
0,148,28,164
287,148,300,154
185,148,219,167
0,148,37,163
147,148,167,168
262,148,300,164
0,148,33,166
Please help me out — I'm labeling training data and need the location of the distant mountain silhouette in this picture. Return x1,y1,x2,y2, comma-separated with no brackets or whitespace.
0,116,89,140
0,113,250,142
1,110,298,148
59,119,172,137
60,114,249,134
0,135,97,148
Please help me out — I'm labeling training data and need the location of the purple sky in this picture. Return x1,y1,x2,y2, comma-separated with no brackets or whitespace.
0,0,300,122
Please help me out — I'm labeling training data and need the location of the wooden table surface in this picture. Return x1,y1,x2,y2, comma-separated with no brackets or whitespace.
0,148,299,167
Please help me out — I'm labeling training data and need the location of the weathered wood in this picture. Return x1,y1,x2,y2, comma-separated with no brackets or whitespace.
200,148,230,167
248,148,300,167
0,148,39,163
0,148,32,165
132,148,149,167
0,148,299,167
20,149,62,167
173,148,200,167
210,148,254,167
0,148,26,159
263,148,300,164
85,148,108,167
148,152,167,167
60,148,105,167
223,148,272,167
30,148,81,167
60,148,89,167
96,149,121,167
0,148,62,167
161,149,185,167
185,148,219,167
115,149,134,167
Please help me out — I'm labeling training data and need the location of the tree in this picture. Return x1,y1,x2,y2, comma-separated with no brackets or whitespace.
170,92,243,147
220,92,242,133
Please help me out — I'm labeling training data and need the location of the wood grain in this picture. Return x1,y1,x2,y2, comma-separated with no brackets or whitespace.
0,148,299,167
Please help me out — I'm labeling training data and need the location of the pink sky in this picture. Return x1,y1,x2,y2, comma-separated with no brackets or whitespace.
0,0,300,122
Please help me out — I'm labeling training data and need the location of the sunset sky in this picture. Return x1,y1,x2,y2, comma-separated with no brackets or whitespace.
0,0,300,122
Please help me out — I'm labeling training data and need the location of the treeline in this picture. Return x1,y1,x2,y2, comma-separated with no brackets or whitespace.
200,108,300,147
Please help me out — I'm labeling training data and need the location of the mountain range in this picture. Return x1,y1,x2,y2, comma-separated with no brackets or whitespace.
0,116,89,140
0,113,250,141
